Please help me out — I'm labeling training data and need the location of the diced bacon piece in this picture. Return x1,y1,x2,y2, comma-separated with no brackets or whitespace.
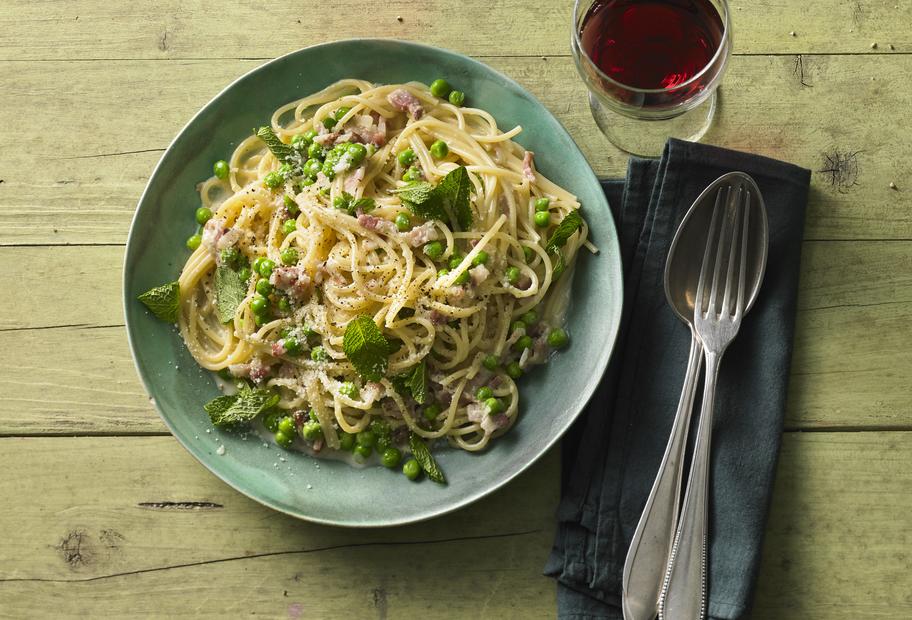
248,357,271,384
358,213,398,235
270,266,312,302
344,165,366,194
201,217,227,251
466,403,485,423
271,341,287,357
216,227,241,252
522,151,536,182
429,310,447,325
313,262,331,286
405,221,438,247
312,438,324,452
469,264,490,286
387,88,424,120
313,131,339,146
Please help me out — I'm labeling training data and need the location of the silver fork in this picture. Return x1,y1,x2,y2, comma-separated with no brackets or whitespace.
658,184,757,619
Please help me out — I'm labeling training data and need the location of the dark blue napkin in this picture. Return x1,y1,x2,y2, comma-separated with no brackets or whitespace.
545,139,811,619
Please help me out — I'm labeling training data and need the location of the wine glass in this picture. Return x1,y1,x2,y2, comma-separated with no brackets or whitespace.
571,0,732,157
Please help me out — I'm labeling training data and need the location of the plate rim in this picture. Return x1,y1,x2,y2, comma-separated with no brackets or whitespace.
122,38,624,527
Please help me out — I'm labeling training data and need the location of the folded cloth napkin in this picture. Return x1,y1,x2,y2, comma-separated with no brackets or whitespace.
545,139,811,619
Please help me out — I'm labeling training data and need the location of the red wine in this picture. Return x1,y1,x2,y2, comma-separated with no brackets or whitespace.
579,0,724,91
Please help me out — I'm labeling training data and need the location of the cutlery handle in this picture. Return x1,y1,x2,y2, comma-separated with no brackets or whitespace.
660,350,721,620
622,334,703,620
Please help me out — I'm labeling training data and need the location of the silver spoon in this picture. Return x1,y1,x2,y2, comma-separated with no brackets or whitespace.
622,172,768,620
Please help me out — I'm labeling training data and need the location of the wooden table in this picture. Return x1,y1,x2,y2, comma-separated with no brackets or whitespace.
2,2,910,617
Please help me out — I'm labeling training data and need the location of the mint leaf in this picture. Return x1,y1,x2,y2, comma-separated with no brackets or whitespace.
137,281,180,323
343,315,391,381
215,265,247,324
406,362,428,405
436,166,472,230
204,385,279,428
256,126,295,163
409,433,446,484
391,181,435,204
334,192,375,214
546,210,584,254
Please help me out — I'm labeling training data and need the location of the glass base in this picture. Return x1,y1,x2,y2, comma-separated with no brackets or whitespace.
589,91,717,158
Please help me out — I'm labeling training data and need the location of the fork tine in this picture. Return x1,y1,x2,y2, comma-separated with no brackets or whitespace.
708,186,735,316
721,186,744,317
735,190,751,317
696,187,727,316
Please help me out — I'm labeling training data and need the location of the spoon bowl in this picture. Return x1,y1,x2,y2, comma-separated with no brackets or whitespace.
665,172,768,325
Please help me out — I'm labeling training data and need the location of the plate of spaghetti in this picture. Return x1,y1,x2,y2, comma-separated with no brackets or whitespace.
124,40,622,526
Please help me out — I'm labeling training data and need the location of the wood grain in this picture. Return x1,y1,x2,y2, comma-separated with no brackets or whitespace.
3,241,911,434
0,1,909,60
0,432,907,618
1,55,911,245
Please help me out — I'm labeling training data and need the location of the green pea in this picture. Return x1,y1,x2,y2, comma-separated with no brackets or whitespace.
430,140,449,159
515,335,533,351
471,251,489,266
252,256,266,273
403,458,421,480
322,116,338,130
437,268,450,277
511,320,526,333
195,206,213,225
282,219,297,235
429,78,452,98
339,381,360,399
307,142,324,160
397,149,415,167
186,234,202,250
303,158,322,177
264,171,283,189
534,211,551,228
254,311,271,327
484,397,504,415
302,421,323,441
310,346,328,362
523,246,535,263
238,267,252,282
453,270,469,285
506,266,521,285
482,354,499,371
448,90,466,106
250,296,269,315
423,240,444,260
255,278,272,296
402,166,423,182
213,160,230,180
275,430,294,449
476,386,493,400
283,194,300,214
300,176,316,187
443,253,461,270
280,247,299,265
534,197,551,212
257,258,275,277
395,212,411,232
277,416,296,437
423,403,442,421
334,106,351,121
291,134,309,149
277,296,291,312
220,247,240,268
346,143,367,166
278,163,293,177
506,361,523,379
354,444,372,459
339,432,356,451
521,310,538,325
548,328,570,349
356,430,376,448
263,410,281,432
303,129,318,142
282,337,303,356
381,447,403,468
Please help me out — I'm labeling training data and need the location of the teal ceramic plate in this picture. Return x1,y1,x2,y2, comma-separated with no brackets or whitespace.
124,39,623,527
